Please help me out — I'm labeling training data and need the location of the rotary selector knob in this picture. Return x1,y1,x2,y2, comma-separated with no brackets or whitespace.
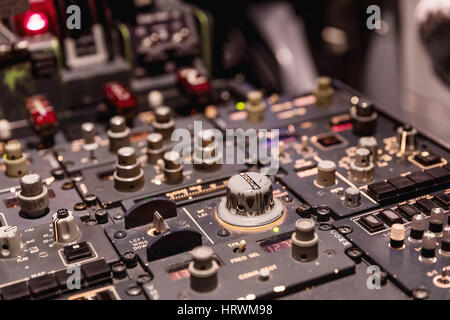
246,91,266,123
420,231,437,262
18,174,49,218
349,148,374,184
0,226,24,259
344,187,361,207
163,151,183,184
152,106,175,139
189,246,219,292
217,172,283,227
291,218,319,262
409,214,426,242
357,136,378,161
429,207,444,234
147,132,164,164
349,97,378,135
396,124,417,154
313,76,334,107
4,140,28,177
316,160,336,187
113,147,145,192
52,209,80,243
107,116,131,153
81,122,98,151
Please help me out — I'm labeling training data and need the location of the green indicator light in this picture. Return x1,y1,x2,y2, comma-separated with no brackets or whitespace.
273,227,280,233
236,102,246,111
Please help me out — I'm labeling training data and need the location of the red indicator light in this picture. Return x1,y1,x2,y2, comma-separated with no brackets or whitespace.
25,12,48,32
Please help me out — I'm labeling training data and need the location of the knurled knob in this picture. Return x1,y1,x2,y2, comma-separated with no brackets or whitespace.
217,172,284,227
18,174,49,218
349,148,375,184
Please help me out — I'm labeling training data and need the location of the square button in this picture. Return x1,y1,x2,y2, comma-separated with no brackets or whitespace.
397,204,421,221
359,215,385,232
377,210,403,226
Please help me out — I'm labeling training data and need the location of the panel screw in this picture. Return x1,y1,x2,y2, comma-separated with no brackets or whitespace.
114,230,127,239
412,287,429,300
338,225,353,234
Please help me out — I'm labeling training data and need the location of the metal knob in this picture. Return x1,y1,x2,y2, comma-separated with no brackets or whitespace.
246,90,266,123
113,147,145,192
193,129,221,171
291,218,319,262
313,76,334,107
52,209,81,243
81,122,98,151
189,246,219,292
147,132,164,164
152,106,175,139
344,187,361,207
107,116,131,153
4,140,28,177
18,174,49,218
217,172,284,227
349,148,375,184
316,160,336,187
163,151,183,184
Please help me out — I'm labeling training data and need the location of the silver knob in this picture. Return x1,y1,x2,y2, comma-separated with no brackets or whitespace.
217,172,283,228
107,116,131,153
4,140,28,177
344,187,361,207
349,148,374,184
357,136,378,161
291,218,319,262
163,151,183,184
317,160,336,187
52,209,81,243
152,106,175,139
147,132,164,164
18,174,49,218
193,129,221,171
113,147,145,192
397,125,417,154
246,91,266,123
81,122,98,151
189,246,219,292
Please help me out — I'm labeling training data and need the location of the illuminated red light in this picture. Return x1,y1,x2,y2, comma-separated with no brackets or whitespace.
24,12,48,32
